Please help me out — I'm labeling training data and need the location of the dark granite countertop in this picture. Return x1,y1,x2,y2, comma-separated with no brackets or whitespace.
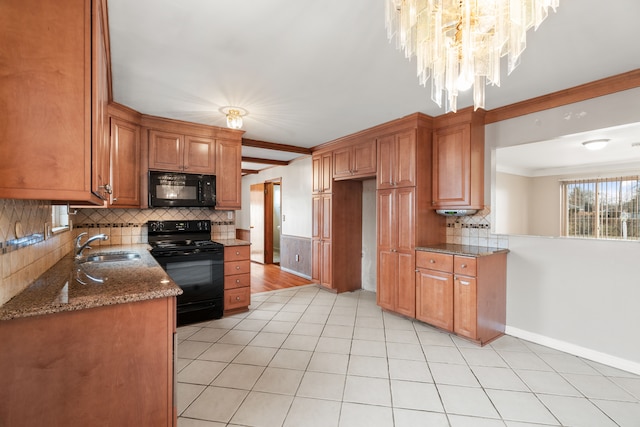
416,243,509,257
214,239,250,247
0,245,182,321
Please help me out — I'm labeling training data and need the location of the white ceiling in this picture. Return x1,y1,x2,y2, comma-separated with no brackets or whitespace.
496,122,640,177
107,0,640,171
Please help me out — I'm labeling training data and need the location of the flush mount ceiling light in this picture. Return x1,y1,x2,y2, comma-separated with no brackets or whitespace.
220,106,248,130
385,0,559,113
581,139,610,151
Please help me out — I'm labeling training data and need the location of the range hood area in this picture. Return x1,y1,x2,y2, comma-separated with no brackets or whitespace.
435,209,478,216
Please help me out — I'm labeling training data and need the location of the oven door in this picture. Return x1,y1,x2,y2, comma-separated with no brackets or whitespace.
153,251,224,309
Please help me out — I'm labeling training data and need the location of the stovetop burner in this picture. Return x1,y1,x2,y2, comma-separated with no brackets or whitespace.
147,220,223,254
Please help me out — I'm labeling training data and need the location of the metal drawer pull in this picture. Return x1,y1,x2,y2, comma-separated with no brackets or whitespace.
461,264,467,268
459,280,470,286
236,279,240,283
430,259,435,263
236,266,241,270
235,296,241,301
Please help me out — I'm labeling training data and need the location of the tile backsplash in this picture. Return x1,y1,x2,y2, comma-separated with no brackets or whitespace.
445,207,509,248
71,207,236,245
0,199,73,305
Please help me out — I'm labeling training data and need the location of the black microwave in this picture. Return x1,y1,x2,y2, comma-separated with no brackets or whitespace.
149,171,216,208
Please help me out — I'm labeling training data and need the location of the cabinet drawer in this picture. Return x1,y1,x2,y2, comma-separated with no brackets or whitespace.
225,260,250,276
224,273,250,290
225,287,250,311
416,251,453,272
454,256,477,276
224,245,250,262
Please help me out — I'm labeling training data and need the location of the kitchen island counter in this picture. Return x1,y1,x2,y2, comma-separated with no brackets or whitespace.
0,244,181,321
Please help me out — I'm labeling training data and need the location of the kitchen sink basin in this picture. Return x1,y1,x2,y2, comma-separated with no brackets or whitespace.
81,251,141,263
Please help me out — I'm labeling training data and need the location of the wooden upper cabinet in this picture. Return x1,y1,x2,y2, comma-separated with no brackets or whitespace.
377,130,416,189
312,152,332,194
148,130,215,174
215,138,242,209
184,135,216,174
92,0,110,201
0,0,104,204
432,110,485,209
148,130,183,171
333,139,376,180
110,117,141,208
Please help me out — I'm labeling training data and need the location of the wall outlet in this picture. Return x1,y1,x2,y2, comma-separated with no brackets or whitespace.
282,214,286,222
295,254,300,262
227,211,233,220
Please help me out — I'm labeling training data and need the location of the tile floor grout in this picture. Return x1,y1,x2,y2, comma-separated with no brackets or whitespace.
175,285,640,427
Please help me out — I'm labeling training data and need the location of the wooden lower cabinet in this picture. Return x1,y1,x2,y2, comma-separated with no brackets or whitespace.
0,297,177,427
415,268,453,331
415,250,507,345
223,245,251,314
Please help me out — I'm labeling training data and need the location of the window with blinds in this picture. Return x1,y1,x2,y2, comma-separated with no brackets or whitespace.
562,176,640,240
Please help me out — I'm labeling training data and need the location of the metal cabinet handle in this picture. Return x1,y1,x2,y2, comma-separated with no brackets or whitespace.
236,266,241,270
236,279,240,283
459,280,470,286
236,251,240,255
461,264,467,268
235,296,241,301
429,259,435,263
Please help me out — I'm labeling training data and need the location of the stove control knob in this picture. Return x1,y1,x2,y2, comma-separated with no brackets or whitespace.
149,222,163,232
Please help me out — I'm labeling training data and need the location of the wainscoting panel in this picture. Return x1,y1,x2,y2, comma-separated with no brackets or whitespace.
280,235,311,279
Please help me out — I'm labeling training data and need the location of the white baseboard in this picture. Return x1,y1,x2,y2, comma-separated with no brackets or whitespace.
280,266,311,280
505,326,640,376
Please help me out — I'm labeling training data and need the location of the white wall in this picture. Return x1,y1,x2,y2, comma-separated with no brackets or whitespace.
238,157,312,238
487,88,640,373
361,179,377,292
495,172,531,235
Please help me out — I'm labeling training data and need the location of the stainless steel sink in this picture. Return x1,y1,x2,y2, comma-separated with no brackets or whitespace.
81,251,141,263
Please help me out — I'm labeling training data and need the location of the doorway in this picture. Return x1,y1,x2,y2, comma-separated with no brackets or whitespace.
249,179,281,265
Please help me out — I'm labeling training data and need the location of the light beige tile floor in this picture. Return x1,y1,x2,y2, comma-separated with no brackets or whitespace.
176,286,640,427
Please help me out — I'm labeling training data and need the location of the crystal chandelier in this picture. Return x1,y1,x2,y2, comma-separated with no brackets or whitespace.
385,0,559,112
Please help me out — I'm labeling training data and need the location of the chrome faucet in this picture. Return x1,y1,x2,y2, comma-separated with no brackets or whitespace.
75,232,109,259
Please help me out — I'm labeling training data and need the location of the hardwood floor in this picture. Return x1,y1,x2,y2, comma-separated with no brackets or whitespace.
250,262,314,293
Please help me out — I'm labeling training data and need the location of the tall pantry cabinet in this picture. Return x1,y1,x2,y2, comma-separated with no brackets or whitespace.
375,115,445,316
311,152,363,293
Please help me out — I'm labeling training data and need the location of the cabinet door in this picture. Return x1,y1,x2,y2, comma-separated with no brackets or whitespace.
321,195,332,241
454,275,477,339
396,251,415,317
332,147,352,178
321,240,332,289
148,130,183,172
110,117,141,207
416,269,454,331
377,250,396,311
321,153,333,193
184,135,216,174
312,155,322,194
352,139,377,177
377,134,395,189
395,130,417,187
216,138,242,209
312,195,322,239
377,189,395,249
396,187,415,251
92,0,110,201
433,124,471,206
311,239,322,282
